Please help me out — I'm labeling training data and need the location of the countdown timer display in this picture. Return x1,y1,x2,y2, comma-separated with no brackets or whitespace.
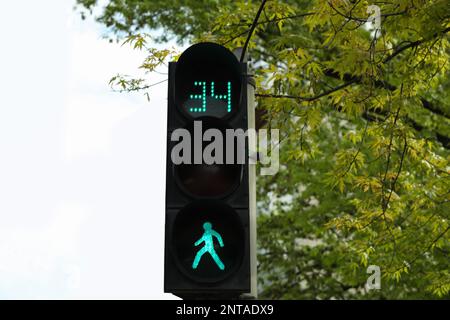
184,81,232,118
174,42,242,120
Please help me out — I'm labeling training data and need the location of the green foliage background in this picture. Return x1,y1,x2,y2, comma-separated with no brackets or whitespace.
77,0,450,299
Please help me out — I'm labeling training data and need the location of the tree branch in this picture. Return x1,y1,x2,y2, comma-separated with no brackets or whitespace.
255,79,356,102
328,1,408,23
323,27,450,120
241,0,268,63
232,12,315,28
383,27,450,63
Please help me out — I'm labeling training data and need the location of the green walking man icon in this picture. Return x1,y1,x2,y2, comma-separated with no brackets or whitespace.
192,221,225,270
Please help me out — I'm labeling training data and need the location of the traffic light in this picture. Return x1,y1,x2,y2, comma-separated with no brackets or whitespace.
164,42,255,298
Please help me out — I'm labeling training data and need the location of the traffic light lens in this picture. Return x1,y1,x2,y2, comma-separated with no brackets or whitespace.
175,42,242,120
174,117,243,198
176,163,241,198
171,201,245,283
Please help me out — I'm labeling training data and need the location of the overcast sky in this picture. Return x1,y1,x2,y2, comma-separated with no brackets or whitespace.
0,0,177,299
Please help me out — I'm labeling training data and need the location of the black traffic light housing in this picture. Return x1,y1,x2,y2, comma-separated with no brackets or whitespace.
164,43,251,298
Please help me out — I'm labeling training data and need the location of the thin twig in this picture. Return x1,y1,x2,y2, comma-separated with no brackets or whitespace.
111,78,168,93
256,79,355,102
241,0,268,63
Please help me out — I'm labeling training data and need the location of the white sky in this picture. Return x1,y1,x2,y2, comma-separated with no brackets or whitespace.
0,0,177,299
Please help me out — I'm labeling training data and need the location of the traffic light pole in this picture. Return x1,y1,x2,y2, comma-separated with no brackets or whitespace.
234,48,257,299
244,73,258,300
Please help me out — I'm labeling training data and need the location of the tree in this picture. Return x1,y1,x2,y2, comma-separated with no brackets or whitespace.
77,0,450,299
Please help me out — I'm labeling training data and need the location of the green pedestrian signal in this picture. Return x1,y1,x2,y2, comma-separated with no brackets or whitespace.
169,200,245,284
192,222,225,271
